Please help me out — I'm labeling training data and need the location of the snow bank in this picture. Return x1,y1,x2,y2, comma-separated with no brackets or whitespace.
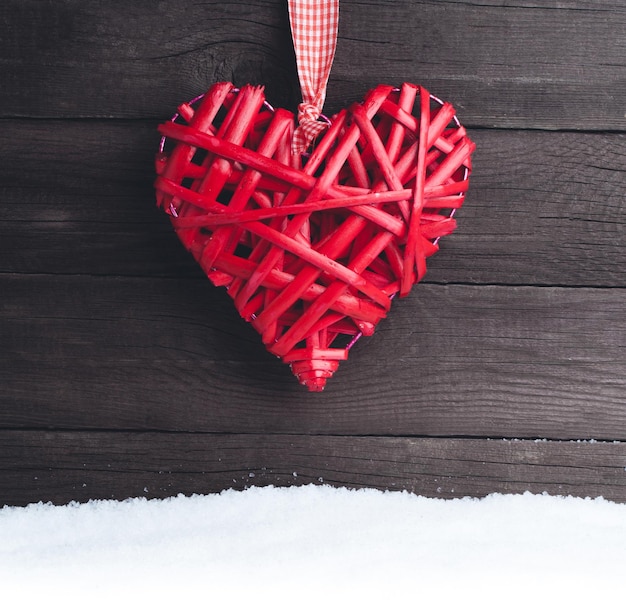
1,485,625,611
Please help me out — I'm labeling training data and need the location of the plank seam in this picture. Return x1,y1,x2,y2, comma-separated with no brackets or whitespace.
1,427,624,444
1,272,625,290
0,117,625,135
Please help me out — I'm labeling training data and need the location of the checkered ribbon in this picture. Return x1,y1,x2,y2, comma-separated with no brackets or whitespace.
288,0,339,154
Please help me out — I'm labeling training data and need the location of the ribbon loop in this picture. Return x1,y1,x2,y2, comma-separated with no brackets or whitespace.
288,0,339,154
295,102,329,152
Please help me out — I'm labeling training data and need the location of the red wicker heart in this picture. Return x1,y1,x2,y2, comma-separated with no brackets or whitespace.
155,82,474,391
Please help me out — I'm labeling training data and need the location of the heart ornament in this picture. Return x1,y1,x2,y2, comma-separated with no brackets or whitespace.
155,0,474,391
155,82,474,390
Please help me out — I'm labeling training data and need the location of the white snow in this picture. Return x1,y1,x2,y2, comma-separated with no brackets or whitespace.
1,485,625,611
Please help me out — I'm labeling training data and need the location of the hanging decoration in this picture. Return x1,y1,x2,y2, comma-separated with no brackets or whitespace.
155,0,474,391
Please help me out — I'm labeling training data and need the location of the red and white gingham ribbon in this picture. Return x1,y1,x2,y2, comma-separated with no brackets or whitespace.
288,0,339,154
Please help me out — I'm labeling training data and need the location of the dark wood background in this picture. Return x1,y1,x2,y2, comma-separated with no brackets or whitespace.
2,0,625,506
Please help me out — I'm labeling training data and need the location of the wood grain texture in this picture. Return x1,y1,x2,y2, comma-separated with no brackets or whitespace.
2,0,626,506
3,275,625,439
1,122,625,286
0,0,625,129
2,431,625,507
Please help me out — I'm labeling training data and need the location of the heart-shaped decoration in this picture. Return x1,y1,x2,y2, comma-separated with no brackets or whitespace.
155,82,474,391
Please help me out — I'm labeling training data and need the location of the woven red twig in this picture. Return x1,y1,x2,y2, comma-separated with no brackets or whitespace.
155,82,474,391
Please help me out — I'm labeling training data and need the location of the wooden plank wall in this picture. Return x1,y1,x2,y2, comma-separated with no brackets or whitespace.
1,0,625,506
